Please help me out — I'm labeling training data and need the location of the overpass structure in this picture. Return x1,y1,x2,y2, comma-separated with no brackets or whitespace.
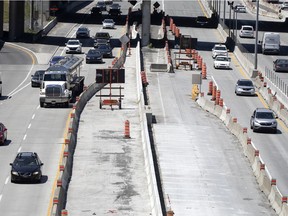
0,0,152,45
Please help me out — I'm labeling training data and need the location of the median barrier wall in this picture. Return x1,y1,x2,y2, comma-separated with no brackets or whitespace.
136,41,163,216
270,185,284,214
280,203,288,216
258,169,273,197
245,142,257,164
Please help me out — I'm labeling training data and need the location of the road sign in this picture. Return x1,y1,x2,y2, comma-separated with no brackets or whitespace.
96,69,125,83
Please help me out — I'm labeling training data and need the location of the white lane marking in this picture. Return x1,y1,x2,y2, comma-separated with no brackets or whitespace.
18,147,22,152
32,114,35,119
0,194,2,202
28,123,31,129
7,66,34,97
8,82,30,98
5,177,9,185
23,134,27,141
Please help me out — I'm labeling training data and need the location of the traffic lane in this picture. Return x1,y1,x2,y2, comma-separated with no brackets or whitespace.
146,61,277,215
164,0,207,17
0,78,69,216
196,47,288,195
0,45,33,65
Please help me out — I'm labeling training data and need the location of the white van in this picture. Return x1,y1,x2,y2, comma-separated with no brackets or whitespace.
261,32,280,55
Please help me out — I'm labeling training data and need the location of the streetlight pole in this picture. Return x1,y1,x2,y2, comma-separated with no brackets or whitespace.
254,0,260,72
228,1,234,38
223,0,226,26
235,11,238,44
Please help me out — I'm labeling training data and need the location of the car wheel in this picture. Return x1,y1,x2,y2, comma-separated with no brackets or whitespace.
40,102,44,108
252,126,257,132
273,129,277,134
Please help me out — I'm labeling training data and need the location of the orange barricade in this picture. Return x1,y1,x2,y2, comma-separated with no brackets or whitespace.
202,62,207,79
207,81,213,95
141,71,148,85
197,56,202,69
215,90,221,105
211,85,217,101
219,98,223,107
172,24,176,34
124,120,130,138
170,18,173,31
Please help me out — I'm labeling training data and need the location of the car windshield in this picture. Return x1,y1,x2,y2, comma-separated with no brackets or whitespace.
68,41,79,45
78,28,87,32
277,59,288,64
238,80,253,86
216,56,228,61
256,112,274,119
104,19,113,23
243,27,253,31
98,45,109,49
88,50,100,55
15,157,37,166
52,56,63,62
215,46,227,51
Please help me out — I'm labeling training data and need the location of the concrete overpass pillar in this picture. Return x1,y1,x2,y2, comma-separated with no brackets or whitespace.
0,1,3,38
9,1,25,41
141,0,151,47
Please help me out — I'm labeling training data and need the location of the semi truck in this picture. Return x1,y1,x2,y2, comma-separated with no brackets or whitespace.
39,56,84,108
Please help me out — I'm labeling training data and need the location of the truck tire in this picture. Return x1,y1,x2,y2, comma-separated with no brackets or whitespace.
40,102,44,108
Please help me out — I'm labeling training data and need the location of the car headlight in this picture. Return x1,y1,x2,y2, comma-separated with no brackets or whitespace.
12,171,19,176
33,171,39,175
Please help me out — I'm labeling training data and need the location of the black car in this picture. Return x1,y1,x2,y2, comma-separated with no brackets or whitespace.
10,152,44,183
273,59,288,72
49,56,66,66
76,26,90,38
31,70,45,87
96,1,107,11
96,44,113,58
86,49,103,63
91,6,102,16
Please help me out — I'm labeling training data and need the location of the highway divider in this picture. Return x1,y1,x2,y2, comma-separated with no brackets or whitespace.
50,10,163,216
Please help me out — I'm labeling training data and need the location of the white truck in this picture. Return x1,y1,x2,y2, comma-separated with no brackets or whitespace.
260,32,280,55
39,56,84,108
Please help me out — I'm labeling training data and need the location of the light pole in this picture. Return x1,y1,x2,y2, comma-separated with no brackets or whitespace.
235,10,238,43
254,0,260,73
223,0,226,26
228,1,234,38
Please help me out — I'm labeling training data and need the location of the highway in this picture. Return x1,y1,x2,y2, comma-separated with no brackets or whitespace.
0,0,288,215
0,1,129,215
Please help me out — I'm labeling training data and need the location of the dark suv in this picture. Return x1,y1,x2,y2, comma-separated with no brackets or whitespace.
250,108,278,133
94,32,111,47
10,152,44,183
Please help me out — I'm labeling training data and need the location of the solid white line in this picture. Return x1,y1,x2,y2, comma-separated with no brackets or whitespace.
5,177,9,185
8,82,30,98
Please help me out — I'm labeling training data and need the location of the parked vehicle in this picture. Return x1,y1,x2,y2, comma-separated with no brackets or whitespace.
10,152,43,183
239,25,254,38
260,32,280,55
31,70,45,87
273,59,288,72
212,44,228,58
0,122,7,145
40,56,85,108
65,39,82,54
250,108,278,133
213,55,231,69
235,79,256,96
76,26,90,38
86,49,103,63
